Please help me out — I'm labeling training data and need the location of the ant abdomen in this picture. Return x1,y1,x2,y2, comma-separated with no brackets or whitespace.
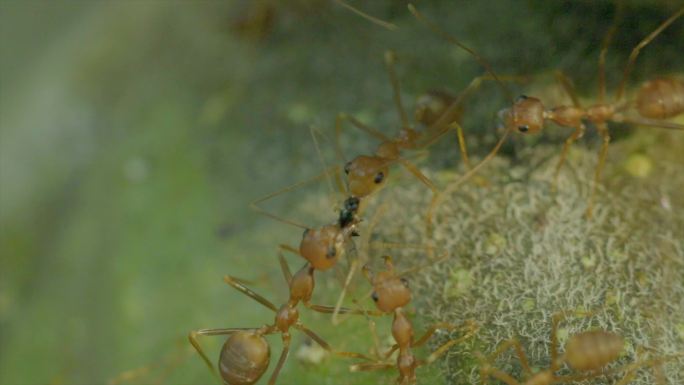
563,330,623,372
635,77,684,120
219,331,271,385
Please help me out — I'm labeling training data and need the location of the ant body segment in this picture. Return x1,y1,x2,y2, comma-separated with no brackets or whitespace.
477,311,676,385
410,3,684,221
189,257,377,385
348,256,478,385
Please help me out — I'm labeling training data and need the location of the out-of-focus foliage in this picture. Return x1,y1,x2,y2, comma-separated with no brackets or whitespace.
1,1,682,384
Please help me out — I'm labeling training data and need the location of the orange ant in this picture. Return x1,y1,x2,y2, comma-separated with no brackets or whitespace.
188,257,378,385
409,3,684,221
477,310,679,385
348,255,479,385
249,49,473,323
333,49,474,205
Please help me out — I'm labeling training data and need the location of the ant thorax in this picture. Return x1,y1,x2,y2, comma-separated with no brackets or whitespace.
585,103,615,123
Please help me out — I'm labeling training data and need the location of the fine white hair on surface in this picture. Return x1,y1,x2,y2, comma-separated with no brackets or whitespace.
364,132,684,385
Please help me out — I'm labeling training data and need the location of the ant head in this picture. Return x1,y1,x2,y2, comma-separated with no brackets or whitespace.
368,258,411,313
344,155,390,198
501,95,545,134
299,224,345,271
219,331,271,385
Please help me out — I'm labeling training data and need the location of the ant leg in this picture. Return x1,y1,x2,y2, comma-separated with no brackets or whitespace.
452,122,471,169
414,320,477,348
554,70,582,108
332,259,360,325
223,275,279,312
336,113,391,149
279,243,300,256
188,327,259,380
408,4,513,102
277,250,293,285
615,6,684,102
107,340,191,385
553,124,586,192
350,362,395,372
423,321,479,364
482,339,532,377
398,158,439,194
331,202,387,324
294,323,332,351
597,0,624,103
586,354,682,385
384,50,410,129
267,333,291,385
305,302,383,316
333,0,398,31
480,367,522,385
586,122,611,218
310,124,345,203
617,116,684,131
425,129,511,237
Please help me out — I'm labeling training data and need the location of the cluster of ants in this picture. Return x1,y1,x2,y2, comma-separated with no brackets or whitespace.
119,2,684,385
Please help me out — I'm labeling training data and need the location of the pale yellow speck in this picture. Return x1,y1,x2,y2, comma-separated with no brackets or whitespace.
484,233,506,256
624,154,653,178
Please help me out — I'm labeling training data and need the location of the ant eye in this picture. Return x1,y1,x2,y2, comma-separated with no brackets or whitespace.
374,171,385,184
371,292,379,302
516,95,528,102
400,278,409,287
344,162,352,174
518,125,530,133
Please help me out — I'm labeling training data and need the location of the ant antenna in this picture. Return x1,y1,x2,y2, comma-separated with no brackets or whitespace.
334,0,398,31
408,3,513,103
598,0,624,104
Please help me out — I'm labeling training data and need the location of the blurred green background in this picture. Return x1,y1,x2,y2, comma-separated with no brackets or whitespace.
1,1,682,384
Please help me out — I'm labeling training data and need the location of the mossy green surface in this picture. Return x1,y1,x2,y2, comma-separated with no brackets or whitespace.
1,1,683,385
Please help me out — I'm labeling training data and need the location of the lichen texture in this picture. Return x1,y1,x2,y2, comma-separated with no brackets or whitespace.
366,131,684,384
